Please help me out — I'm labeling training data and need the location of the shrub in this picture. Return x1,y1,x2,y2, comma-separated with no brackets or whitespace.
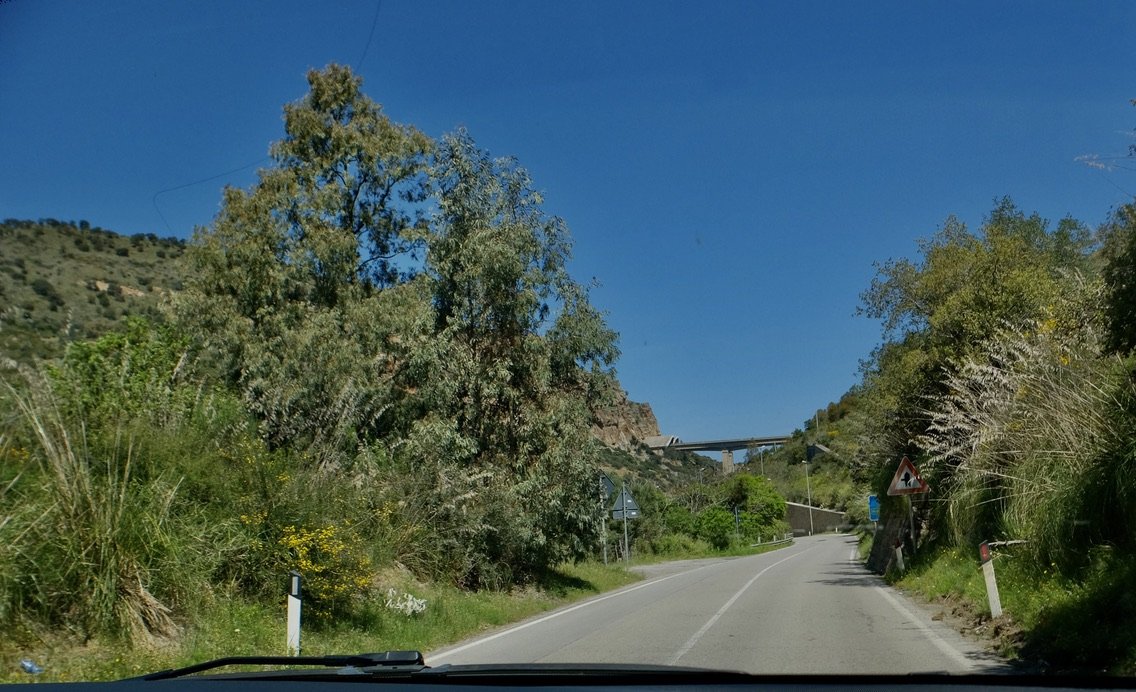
649,533,710,556
697,507,736,550
277,523,372,620
1,371,213,642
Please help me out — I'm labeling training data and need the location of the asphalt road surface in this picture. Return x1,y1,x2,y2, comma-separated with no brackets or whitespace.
428,535,1009,675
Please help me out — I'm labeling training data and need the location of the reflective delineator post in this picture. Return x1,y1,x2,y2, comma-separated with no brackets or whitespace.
979,542,1002,618
894,538,905,572
286,571,302,656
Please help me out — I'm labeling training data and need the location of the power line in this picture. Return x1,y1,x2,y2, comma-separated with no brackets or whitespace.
150,1,383,236
356,0,382,71
151,155,269,235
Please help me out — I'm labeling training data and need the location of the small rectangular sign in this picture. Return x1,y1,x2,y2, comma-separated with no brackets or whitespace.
868,494,880,522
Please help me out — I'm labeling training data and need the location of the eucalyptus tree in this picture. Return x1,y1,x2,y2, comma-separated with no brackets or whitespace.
400,130,619,586
179,65,622,585
178,64,433,465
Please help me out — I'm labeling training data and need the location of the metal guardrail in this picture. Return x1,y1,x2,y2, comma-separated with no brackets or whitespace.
750,535,794,548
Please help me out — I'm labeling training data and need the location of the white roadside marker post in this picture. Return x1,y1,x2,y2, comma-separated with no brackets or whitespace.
287,571,302,656
894,539,905,572
979,542,1002,618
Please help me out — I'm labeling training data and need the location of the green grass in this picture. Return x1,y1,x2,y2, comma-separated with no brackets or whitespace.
893,545,1136,674
0,562,639,683
854,527,874,562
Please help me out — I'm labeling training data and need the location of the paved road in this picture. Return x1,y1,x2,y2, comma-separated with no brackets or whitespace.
428,535,1009,674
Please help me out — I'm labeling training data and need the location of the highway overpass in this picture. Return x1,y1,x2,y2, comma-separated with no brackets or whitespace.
646,434,791,474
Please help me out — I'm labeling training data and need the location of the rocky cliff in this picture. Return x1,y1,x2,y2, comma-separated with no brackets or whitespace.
591,388,660,449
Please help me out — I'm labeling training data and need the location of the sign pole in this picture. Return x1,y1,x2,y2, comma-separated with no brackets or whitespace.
907,495,916,554
601,513,608,565
600,476,608,565
623,507,629,563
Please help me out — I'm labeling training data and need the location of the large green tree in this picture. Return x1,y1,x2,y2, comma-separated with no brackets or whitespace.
178,65,433,464
397,130,619,586
178,65,621,586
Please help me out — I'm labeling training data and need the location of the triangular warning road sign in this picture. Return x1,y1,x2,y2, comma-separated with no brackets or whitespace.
613,487,640,512
887,456,929,495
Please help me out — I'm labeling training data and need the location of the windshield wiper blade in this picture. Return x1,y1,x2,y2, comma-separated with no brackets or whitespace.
139,651,426,681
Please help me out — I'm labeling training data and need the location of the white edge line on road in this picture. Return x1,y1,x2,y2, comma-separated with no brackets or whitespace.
428,562,715,662
873,585,976,672
669,545,814,665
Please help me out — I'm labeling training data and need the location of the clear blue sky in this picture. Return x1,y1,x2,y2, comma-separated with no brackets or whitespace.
2,1,1133,441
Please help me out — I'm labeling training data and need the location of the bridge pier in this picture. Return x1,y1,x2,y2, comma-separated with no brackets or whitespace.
721,449,734,475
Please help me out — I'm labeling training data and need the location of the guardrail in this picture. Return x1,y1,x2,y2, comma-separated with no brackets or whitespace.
750,534,794,548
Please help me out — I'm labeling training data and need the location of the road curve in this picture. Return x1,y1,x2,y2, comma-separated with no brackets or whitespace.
427,535,1008,675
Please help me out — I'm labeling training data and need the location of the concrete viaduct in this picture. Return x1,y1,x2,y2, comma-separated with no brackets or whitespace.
645,434,791,474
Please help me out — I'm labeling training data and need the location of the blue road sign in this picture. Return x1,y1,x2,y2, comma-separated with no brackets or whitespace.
868,494,880,522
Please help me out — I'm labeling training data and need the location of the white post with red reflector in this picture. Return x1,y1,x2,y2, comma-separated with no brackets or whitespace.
979,542,1002,618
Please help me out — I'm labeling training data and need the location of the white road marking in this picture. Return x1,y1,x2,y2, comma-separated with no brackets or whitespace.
428,562,714,662
874,586,976,671
669,546,814,664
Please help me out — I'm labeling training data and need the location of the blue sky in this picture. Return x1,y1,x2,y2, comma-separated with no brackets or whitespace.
2,1,1133,442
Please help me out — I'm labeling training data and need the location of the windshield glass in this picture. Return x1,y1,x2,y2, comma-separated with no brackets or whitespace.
2,0,1135,680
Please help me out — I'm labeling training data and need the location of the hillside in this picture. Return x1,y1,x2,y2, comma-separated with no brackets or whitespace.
0,219,185,364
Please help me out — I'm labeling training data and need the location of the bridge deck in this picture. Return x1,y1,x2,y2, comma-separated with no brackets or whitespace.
659,435,790,452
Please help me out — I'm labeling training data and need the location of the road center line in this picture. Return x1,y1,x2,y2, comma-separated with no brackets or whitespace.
669,546,814,665
428,562,715,662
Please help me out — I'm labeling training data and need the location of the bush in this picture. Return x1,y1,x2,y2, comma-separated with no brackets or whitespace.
697,507,736,550
1,372,217,643
648,533,711,556
277,523,372,621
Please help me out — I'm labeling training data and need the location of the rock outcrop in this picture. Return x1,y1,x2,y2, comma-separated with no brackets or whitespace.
591,388,660,449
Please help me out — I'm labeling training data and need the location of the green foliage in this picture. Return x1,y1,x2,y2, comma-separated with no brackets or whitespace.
1101,203,1136,354
0,368,218,643
696,506,736,550
858,199,1094,463
918,278,1136,570
0,64,627,646
177,65,434,464
723,473,785,526
46,318,193,430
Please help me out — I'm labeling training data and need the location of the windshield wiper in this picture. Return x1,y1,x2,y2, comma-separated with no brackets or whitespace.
139,651,426,680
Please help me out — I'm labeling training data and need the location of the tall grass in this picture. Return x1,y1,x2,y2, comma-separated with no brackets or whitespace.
921,286,1136,571
2,370,190,642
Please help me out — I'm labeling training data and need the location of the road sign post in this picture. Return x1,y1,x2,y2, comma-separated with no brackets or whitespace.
611,487,640,563
600,474,615,565
887,456,929,553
